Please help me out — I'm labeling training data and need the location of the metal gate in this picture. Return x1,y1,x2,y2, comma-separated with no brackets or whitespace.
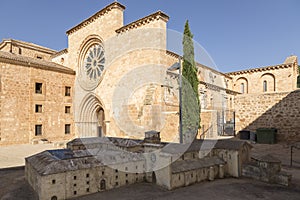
199,109,235,139
219,110,235,136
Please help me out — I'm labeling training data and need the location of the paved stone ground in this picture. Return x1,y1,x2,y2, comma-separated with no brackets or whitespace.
0,144,60,169
70,179,300,200
0,168,299,200
0,142,300,200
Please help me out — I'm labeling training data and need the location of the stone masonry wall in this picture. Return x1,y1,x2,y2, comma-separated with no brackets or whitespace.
0,61,75,145
235,90,300,142
229,62,298,94
0,42,54,61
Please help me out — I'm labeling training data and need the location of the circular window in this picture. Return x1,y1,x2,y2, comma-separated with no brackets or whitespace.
84,44,105,80
79,43,105,91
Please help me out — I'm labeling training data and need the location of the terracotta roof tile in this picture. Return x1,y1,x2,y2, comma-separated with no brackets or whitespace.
0,51,75,75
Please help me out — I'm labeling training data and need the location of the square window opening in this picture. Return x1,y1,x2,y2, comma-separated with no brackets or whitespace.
35,83,43,94
65,86,71,96
65,106,71,114
35,125,42,136
35,104,42,113
65,124,71,134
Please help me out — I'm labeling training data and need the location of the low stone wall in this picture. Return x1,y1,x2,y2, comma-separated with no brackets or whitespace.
234,90,300,142
242,155,292,186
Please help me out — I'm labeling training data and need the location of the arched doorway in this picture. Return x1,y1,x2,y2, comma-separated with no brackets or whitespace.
51,196,57,200
78,94,106,137
100,179,106,190
152,172,156,184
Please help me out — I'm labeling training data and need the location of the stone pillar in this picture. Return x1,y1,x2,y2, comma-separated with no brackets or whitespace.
209,166,215,181
104,121,110,136
219,164,224,179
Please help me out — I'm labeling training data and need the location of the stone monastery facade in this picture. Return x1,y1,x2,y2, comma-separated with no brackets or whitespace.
0,2,299,145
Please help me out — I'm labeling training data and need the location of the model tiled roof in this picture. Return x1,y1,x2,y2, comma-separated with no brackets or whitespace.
171,156,225,173
66,2,126,35
109,137,142,147
252,154,281,163
67,137,113,146
161,139,252,155
0,51,75,75
115,11,169,34
26,148,145,176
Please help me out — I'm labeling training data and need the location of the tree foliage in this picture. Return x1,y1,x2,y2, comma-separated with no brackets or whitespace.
181,20,200,142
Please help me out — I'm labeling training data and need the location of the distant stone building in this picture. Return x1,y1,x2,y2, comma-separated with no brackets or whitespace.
25,137,252,200
0,2,299,145
227,56,300,141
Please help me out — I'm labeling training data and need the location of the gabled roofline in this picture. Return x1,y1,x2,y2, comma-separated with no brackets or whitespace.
166,50,232,79
66,2,126,35
51,48,68,59
0,39,57,54
0,51,75,75
115,11,169,34
226,63,294,76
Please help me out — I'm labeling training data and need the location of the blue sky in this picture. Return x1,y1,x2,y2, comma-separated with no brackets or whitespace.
0,0,299,72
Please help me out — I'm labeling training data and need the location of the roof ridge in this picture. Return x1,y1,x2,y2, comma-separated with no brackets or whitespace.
115,10,169,34
0,39,57,54
66,2,126,35
166,50,232,79
51,48,68,58
226,62,294,75
0,51,75,75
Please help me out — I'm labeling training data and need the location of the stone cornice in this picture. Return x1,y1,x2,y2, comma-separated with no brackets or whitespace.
166,50,180,59
0,51,75,75
0,39,57,55
226,63,294,76
51,48,68,58
199,80,240,95
166,50,232,79
115,11,169,34
66,2,126,35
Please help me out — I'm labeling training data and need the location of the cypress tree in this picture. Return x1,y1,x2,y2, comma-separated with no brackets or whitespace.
181,20,200,142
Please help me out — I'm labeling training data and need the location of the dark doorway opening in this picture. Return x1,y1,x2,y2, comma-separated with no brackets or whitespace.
152,172,156,184
100,179,106,190
97,108,105,137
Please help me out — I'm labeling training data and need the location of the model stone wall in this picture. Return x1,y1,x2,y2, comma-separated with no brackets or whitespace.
235,90,300,141
26,160,146,200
